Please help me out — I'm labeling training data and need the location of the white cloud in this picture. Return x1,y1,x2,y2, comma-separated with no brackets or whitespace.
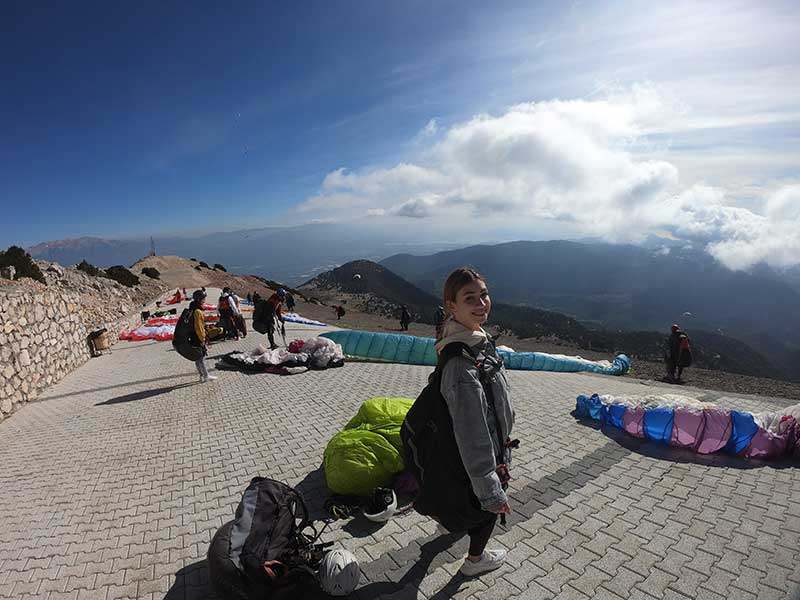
295,87,800,270
421,118,438,136
705,185,800,270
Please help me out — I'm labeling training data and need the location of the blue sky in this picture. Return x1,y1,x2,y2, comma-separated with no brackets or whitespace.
2,1,799,268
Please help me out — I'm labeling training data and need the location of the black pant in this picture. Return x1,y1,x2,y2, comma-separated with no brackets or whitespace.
666,358,676,379
221,314,237,338
467,515,497,556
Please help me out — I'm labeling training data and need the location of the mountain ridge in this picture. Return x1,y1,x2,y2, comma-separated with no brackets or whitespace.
380,240,800,380
301,258,780,380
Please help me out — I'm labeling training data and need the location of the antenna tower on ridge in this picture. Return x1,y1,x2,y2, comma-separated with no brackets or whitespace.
149,237,156,257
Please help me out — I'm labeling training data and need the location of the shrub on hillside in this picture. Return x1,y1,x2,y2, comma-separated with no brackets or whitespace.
76,259,103,277
190,258,198,262
199,261,210,268
0,246,46,283
194,265,202,271
104,265,140,287
141,267,160,279
213,263,227,272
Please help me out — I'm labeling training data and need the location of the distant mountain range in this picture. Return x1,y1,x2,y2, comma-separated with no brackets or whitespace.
381,241,800,381
303,259,780,379
26,226,469,285
26,231,800,380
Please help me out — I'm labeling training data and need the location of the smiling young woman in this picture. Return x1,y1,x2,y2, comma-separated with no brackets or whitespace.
419,267,516,576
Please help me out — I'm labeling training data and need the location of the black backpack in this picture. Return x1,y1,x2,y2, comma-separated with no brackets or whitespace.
252,300,273,334
208,477,330,600
678,334,693,367
401,343,507,532
172,308,203,361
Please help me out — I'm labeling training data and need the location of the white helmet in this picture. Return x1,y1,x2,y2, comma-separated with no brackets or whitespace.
318,548,360,596
363,487,397,522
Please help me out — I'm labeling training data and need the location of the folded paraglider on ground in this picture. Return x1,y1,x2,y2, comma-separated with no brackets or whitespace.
575,393,800,461
119,311,218,342
321,329,631,375
282,312,327,326
217,337,345,375
324,397,413,497
322,397,418,523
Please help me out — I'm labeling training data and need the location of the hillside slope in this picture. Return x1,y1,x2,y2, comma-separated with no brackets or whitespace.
302,259,778,379
130,255,312,302
381,240,800,380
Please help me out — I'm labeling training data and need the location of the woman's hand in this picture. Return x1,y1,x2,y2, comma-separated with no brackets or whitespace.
489,501,511,515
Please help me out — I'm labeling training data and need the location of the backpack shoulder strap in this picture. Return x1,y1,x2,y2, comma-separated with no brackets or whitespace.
436,342,476,369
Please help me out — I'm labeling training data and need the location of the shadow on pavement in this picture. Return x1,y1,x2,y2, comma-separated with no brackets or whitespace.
102,341,158,351
41,373,197,401
294,464,330,521
95,382,196,405
573,412,797,470
353,532,464,599
165,559,214,600
343,516,385,539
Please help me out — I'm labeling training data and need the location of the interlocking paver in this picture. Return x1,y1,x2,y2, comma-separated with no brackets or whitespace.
1,314,799,599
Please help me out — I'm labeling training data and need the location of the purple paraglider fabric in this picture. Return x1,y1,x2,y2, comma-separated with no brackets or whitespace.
575,394,799,462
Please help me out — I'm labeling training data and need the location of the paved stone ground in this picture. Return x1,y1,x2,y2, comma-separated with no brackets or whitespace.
1,310,799,599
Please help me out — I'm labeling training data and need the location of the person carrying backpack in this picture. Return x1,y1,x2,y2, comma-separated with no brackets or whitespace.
189,290,217,382
254,288,286,349
285,292,296,313
665,324,683,381
402,267,515,577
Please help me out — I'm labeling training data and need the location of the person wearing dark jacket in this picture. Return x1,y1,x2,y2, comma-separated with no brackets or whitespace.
218,287,240,340
665,324,682,380
255,288,286,349
399,305,411,331
422,267,515,577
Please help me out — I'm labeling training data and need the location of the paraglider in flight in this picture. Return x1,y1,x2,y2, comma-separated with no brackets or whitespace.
353,273,362,280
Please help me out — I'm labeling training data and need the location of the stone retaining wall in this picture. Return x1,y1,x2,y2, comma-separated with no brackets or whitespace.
0,286,92,421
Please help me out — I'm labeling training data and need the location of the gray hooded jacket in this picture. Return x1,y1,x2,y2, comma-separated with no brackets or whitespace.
440,340,515,511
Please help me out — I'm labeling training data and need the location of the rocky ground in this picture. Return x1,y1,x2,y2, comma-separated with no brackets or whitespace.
131,255,302,304
5,260,169,334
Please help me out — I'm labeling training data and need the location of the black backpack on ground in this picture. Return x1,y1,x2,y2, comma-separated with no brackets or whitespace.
172,308,203,361
208,477,330,600
401,343,502,532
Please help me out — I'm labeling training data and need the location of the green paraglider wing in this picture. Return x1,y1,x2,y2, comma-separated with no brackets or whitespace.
324,397,414,497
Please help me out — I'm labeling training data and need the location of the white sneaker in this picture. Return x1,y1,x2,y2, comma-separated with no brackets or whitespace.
205,375,218,381
459,549,507,577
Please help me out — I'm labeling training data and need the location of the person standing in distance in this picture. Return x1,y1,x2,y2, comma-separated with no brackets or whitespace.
190,290,217,382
